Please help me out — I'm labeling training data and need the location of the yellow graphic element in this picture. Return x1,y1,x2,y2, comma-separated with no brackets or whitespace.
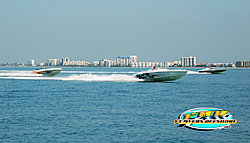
198,111,213,117
183,110,228,119
219,110,228,116
214,111,220,116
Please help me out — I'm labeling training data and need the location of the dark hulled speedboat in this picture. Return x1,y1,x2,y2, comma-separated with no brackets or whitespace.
198,68,227,74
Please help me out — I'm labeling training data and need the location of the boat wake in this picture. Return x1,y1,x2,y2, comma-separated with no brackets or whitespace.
61,71,136,74
186,71,210,74
186,71,199,74
0,74,138,82
0,69,210,82
0,70,139,82
62,74,138,81
0,70,41,77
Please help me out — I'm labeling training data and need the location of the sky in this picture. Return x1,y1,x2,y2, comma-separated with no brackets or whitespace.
1,0,250,64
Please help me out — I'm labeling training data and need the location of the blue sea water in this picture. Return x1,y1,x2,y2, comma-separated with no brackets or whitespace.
0,67,249,142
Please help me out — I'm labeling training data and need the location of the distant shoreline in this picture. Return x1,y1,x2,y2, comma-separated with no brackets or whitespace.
0,65,248,68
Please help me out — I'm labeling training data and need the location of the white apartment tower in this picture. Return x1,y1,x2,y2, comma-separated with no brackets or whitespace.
130,55,137,63
61,57,70,66
27,59,35,66
115,57,121,65
48,59,60,66
115,56,132,66
181,56,196,67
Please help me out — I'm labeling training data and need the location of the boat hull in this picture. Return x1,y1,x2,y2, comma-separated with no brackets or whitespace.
198,69,227,74
32,68,62,76
135,69,188,82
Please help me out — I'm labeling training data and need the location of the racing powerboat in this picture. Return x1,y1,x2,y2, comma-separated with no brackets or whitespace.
135,68,188,82
32,67,62,76
198,68,227,74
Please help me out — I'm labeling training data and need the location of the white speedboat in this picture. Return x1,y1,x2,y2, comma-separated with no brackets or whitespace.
32,68,62,76
135,68,188,82
198,68,227,74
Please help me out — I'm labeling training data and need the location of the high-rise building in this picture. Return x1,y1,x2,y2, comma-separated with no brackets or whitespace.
27,59,35,66
60,57,86,66
115,57,121,66
130,55,137,63
61,57,70,66
125,57,130,66
115,56,131,66
235,61,250,68
181,56,196,67
47,59,60,66
120,57,125,66
92,61,99,66
99,59,108,66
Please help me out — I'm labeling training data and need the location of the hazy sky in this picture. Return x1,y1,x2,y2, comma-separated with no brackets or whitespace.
1,0,249,64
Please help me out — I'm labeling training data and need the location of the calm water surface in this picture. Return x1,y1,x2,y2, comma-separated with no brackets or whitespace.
0,67,249,142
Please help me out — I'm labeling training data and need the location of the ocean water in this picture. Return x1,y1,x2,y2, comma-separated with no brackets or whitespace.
0,67,249,142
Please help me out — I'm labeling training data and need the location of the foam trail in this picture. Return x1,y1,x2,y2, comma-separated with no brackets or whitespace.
61,74,138,82
61,71,136,74
187,71,199,74
0,72,139,82
0,70,42,77
0,76,53,80
187,70,210,74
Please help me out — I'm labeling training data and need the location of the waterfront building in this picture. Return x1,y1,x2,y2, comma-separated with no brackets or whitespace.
130,55,137,63
85,62,90,66
60,57,85,66
120,57,125,66
181,56,196,67
61,57,70,66
92,61,99,66
131,62,170,68
235,61,250,68
166,62,173,67
47,59,60,66
125,57,130,66
115,56,131,66
115,57,121,66
174,61,181,66
113,60,116,66
67,61,74,66
75,60,85,66
159,62,164,67
105,60,115,67
212,63,231,67
163,62,171,67
27,59,35,66
134,62,139,67
196,63,209,67
146,62,151,67
139,62,142,67
131,62,135,67
91,59,115,67
39,63,44,66
99,59,108,66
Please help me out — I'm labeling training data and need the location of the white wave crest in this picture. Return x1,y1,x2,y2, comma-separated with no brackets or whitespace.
186,71,210,74
0,72,139,82
186,71,199,74
61,74,138,82
0,70,41,77
61,71,136,74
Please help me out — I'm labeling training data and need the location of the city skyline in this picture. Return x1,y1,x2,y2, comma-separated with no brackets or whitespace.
0,55,239,66
3,55,249,67
1,1,250,63
20,55,238,67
